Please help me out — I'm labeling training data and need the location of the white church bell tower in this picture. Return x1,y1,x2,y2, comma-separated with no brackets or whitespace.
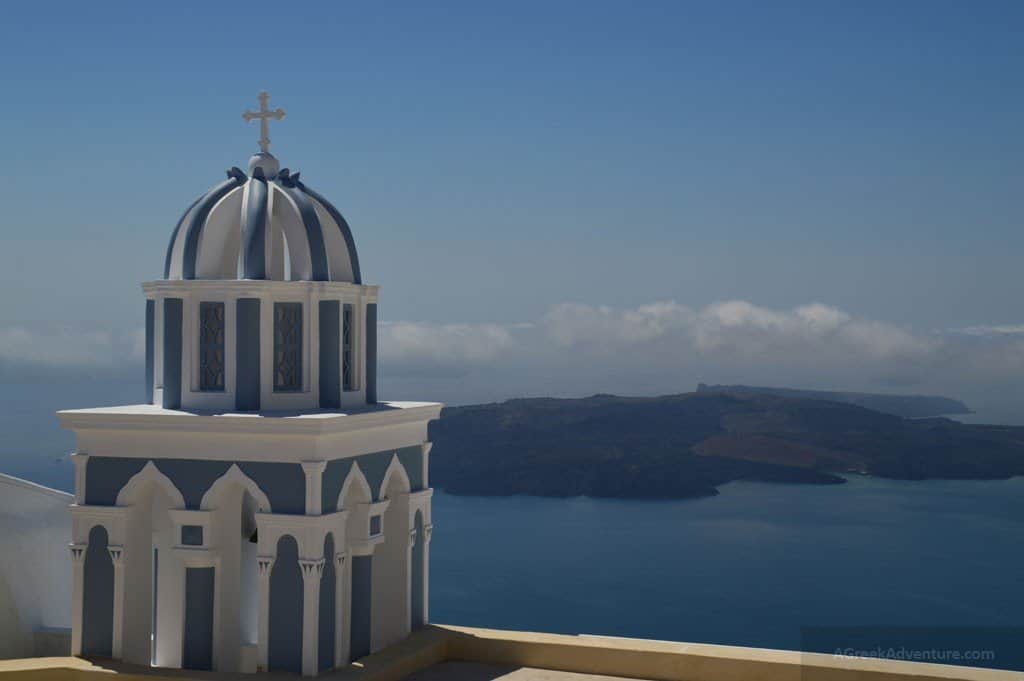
59,93,441,676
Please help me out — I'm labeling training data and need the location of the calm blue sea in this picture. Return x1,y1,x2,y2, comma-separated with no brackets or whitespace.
430,479,1024,670
4,379,1023,670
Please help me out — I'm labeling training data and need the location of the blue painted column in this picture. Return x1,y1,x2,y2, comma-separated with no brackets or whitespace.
145,300,154,404
319,301,341,409
236,298,261,411
162,298,183,409
365,304,378,404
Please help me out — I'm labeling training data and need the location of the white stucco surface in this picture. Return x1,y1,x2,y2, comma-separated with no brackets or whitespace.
0,474,72,658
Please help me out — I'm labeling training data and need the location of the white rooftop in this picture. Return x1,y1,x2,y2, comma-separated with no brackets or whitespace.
58,400,443,436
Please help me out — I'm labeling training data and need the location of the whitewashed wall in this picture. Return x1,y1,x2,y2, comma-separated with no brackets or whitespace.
0,474,72,658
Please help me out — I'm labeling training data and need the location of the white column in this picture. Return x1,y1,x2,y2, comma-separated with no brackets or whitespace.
422,524,432,623
420,442,432,488
256,556,275,671
406,528,416,636
301,462,327,516
299,559,324,677
69,544,87,656
333,552,347,667
71,454,90,504
107,545,125,659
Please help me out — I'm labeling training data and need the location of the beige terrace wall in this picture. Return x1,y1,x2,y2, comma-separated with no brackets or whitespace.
0,626,1016,681
441,626,1019,681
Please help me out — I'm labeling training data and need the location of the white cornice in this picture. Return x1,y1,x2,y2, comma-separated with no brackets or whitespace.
256,510,347,531
57,401,442,437
142,279,380,300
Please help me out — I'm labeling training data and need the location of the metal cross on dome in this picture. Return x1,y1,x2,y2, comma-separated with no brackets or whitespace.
242,91,286,154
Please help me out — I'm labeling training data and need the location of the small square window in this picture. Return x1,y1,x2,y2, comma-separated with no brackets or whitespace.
369,515,382,536
181,525,204,546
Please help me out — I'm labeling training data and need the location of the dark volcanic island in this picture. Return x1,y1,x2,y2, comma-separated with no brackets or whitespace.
428,388,1024,499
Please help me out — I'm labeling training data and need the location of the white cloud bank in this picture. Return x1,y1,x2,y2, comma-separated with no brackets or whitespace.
6,300,1024,414
383,299,941,369
378,300,1024,410
0,325,143,378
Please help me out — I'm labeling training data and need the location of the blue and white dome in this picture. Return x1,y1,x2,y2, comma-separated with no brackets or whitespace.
163,152,362,283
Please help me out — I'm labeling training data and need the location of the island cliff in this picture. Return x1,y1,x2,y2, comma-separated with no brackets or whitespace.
428,391,1023,499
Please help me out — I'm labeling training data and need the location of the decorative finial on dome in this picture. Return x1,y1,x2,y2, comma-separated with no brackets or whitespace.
242,91,286,154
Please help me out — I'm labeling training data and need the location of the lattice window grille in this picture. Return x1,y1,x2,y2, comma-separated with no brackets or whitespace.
342,304,354,391
274,302,303,392
199,302,225,391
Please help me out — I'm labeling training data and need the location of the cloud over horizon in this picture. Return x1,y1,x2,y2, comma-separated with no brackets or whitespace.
0,324,144,379
378,300,1024,412
5,300,1024,416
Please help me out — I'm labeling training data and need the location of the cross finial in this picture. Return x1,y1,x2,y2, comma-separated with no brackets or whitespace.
242,91,286,154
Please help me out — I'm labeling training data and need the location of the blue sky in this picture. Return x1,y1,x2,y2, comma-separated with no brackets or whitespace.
2,1,1024,413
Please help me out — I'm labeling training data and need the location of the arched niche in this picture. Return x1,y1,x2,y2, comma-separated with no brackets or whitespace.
268,535,302,674
371,457,411,651
82,525,114,658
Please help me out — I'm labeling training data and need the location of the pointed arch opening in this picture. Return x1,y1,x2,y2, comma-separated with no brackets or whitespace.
116,467,180,666
116,461,186,509
371,457,411,651
200,464,271,513
337,463,371,513
378,456,412,502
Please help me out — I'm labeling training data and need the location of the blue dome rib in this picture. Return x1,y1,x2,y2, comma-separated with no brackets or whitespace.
295,181,362,285
181,168,247,280
275,180,330,281
164,193,204,279
241,169,269,280
166,165,360,283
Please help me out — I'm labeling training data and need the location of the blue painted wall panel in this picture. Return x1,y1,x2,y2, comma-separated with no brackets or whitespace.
82,525,113,657
241,461,307,514
320,446,423,511
350,555,372,660
321,458,354,512
236,298,261,411
183,567,215,670
319,301,341,409
162,298,183,409
84,457,306,514
84,445,421,513
138,459,230,508
145,300,155,404
360,449,399,502
84,458,147,506
398,447,424,492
